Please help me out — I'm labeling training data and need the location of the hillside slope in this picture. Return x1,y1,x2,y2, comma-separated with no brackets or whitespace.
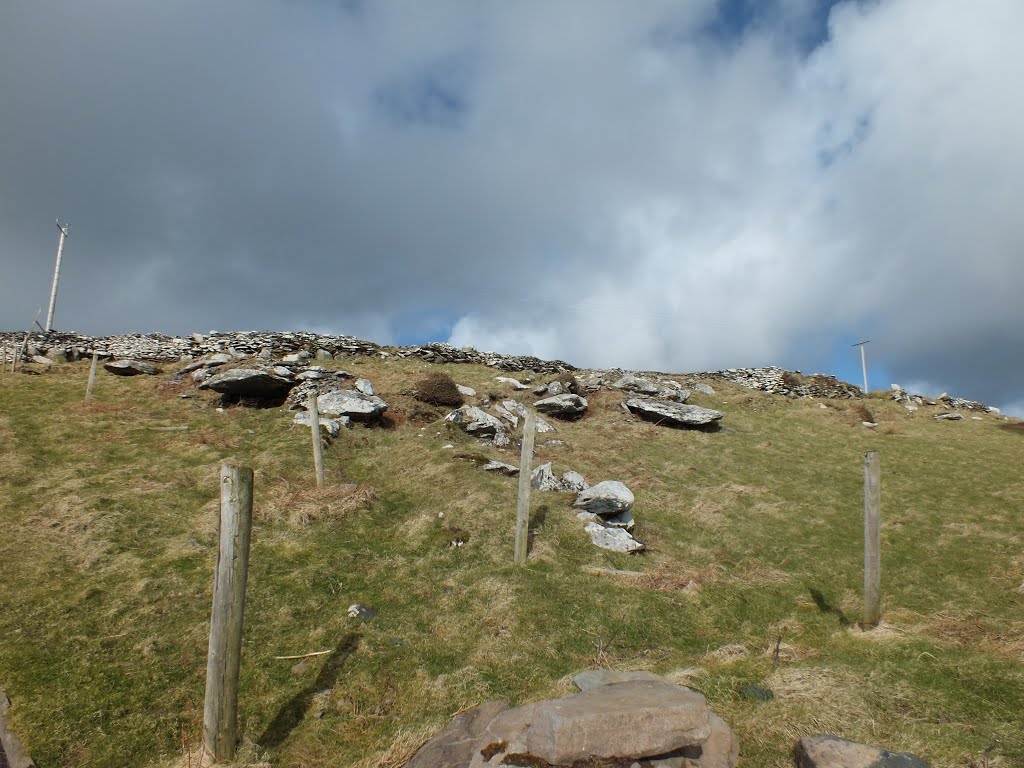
0,349,1021,768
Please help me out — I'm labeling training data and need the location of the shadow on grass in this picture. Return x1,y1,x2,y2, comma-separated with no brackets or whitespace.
808,587,851,628
257,634,360,750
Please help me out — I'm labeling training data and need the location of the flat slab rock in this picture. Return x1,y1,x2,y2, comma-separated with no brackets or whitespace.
534,393,588,419
198,367,294,397
585,521,644,553
405,675,737,768
625,397,723,427
103,359,160,376
317,389,388,421
796,735,929,768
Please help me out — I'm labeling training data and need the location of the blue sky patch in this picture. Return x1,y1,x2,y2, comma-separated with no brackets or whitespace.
372,54,474,130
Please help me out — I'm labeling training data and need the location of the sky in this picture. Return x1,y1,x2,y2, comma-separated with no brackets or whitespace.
2,0,1023,412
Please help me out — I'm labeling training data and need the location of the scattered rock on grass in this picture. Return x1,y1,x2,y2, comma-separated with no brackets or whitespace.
198,367,293,397
483,461,519,476
585,521,645,552
317,390,389,422
573,480,634,516
795,735,930,768
446,405,505,437
104,359,160,376
625,397,723,428
534,393,588,419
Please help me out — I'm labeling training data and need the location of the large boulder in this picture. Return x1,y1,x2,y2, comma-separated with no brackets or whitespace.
573,480,634,516
104,359,160,376
471,680,709,766
317,390,388,422
625,397,723,428
534,394,588,420
795,735,929,768
446,405,506,437
198,367,293,398
403,674,737,768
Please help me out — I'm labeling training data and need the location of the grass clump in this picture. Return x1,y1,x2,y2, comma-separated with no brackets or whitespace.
412,372,464,407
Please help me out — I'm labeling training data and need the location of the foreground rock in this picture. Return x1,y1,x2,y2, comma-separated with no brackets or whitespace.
292,411,349,437
625,397,723,428
534,393,588,420
795,735,929,768
198,367,294,398
573,480,634,516
317,390,388,422
405,673,737,768
446,405,506,437
104,359,160,376
584,522,644,553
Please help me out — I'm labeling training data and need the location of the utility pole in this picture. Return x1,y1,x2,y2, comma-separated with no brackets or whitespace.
852,340,869,394
45,219,70,333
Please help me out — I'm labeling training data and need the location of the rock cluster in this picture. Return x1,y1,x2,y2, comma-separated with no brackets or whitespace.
404,671,738,768
890,384,995,413
574,480,643,552
706,367,863,399
0,330,573,374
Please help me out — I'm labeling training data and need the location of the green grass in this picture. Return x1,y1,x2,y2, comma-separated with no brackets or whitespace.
1,359,1022,768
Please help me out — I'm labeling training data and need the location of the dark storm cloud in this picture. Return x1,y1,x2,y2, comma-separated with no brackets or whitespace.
1,0,1022,411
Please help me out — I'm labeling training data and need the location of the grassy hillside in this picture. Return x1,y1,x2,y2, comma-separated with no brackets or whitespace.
1,357,1022,768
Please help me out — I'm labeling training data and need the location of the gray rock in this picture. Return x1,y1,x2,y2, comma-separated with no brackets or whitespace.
456,384,477,397
317,390,388,421
198,367,294,398
282,351,312,363
347,603,377,621
205,352,233,367
576,509,635,531
625,397,723,428
45,347,69,363
270,365,295,377
30,354,54,366
691,382,716,396
315,348,334,360
192,369,212,383
503,400,557,433
483,461,519,476
296,369,330,381
531,463,563,491
574,480,634,516
533,384,549,395
534,393,588,419
613,373,662,395
495,376,529,390
446,405,505,436
494,404,519,428
561,471,589,493
292,411,348,437
104,359,160,376
934,413,963,421
546,380,565,396
585,521,645,553
355,378,375,396
492,430,512,449
795,735,929,768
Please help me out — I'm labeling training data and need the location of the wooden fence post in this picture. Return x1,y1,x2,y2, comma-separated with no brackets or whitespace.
863,450,881,628
203,464,254,762
307,392,325,488
85,352,99,400
514,409,536,564
1,345,5,382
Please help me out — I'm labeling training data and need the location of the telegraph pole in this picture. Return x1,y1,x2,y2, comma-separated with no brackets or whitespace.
852,340,869,394
45,219,70,332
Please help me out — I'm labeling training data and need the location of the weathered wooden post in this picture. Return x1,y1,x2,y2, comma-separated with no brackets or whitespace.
863,450,881,628
85,352,99,400
514,409,536,564
307,392,325,488
1,345,6,382
203,464,254,762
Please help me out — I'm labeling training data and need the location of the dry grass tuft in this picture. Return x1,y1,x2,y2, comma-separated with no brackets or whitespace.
706,644,750,663
262,483,380,526
412,372,464,407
